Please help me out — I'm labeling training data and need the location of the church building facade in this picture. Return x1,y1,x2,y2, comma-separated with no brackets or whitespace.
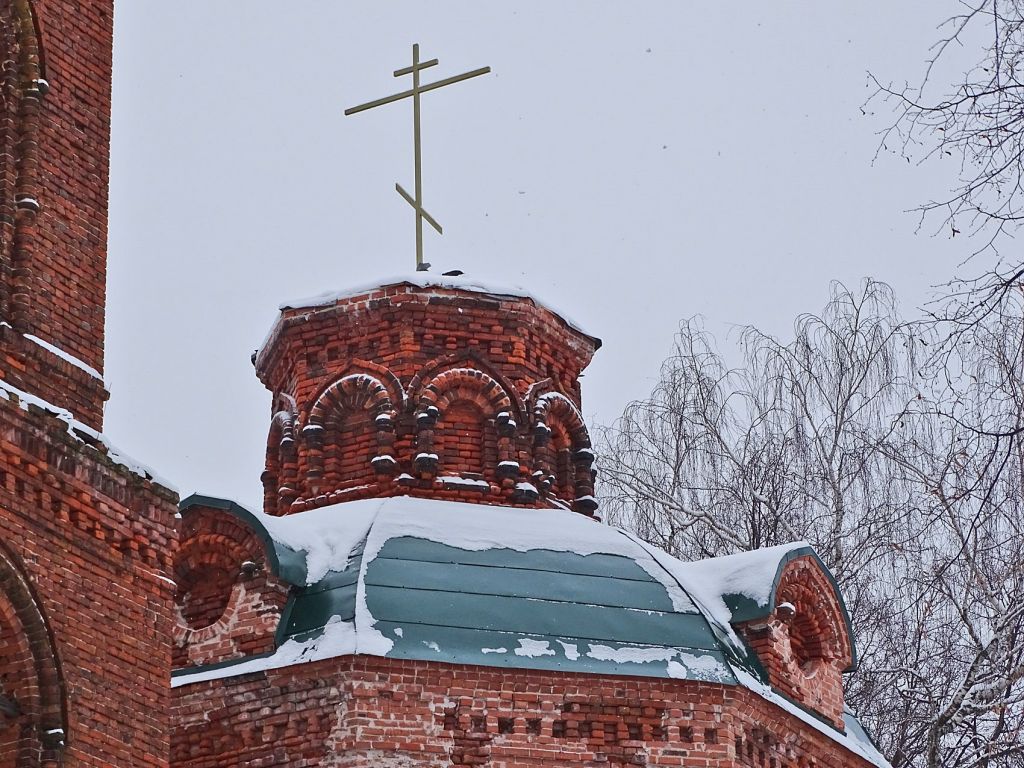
0,2,890,767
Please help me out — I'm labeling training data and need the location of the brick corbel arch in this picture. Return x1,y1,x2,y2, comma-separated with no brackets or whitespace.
774,556,854,672
738,554,855,728
0,541,66,767
530,388,596,514
408,352,526,424
0,0,48,332
173,538,249,628
173,507,291,668
302,364,405,494
412,367,517,482
262,405,297,516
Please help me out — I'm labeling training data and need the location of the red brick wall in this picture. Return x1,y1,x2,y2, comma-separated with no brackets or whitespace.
0,0,114,431
171,655,875,767
256,286,600,516
0,397,177,767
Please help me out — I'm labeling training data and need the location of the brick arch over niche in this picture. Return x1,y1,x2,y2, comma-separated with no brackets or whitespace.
0,541,65,768
298,364,405,507
739,554,855,729
261,403,297,516
174,508,290,669
412,366,518,483
0,0,47,332
530,388,596,514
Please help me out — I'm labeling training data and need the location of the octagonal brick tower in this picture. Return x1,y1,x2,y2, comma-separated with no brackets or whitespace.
253,274,601,517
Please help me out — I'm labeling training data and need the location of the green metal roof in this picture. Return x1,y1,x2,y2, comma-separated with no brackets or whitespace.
173,495,863,682
285,535,734,681
170,495,887,766
175,495,743,682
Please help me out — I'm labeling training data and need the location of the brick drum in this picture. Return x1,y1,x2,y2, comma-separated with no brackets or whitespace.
256,285,601,517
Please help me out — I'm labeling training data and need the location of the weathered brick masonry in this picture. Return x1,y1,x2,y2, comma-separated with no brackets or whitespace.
0,395,177,767
0,2,180,766
172,657,863,768
0,0,114,431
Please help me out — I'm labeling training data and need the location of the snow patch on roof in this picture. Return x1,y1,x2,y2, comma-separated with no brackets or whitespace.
585,644,731,681
171,616,357,687
257,498,384,585
670,542,812,623
514,638,555,658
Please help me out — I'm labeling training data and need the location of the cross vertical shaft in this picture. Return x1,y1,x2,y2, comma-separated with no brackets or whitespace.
412,44,424,270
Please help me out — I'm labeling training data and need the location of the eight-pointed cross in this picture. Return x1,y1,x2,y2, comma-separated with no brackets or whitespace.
345,44,490,272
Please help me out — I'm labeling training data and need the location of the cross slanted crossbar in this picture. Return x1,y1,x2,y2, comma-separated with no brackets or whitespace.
345,44,491,271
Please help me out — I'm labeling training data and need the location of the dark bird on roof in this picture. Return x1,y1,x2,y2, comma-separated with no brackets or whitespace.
443,270,464,277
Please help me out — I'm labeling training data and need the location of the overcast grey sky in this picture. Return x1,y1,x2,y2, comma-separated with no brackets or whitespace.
105,2,974,509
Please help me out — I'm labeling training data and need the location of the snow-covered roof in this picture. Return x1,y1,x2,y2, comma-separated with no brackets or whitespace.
172,494,886,767
663,542,857,670
275,272,598,344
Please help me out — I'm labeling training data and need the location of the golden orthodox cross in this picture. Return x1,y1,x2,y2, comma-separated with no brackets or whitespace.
346,44,491,271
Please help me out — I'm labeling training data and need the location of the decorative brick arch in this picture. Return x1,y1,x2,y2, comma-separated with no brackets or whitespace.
412,367,517,481
301,364,405,498
174,537,248,630
408,352,526,424
0,542,65,768
736,553,855,728
774,555,854,671
0,0,48,332
262,407,297,516
531,388,596,514
174,506,291,669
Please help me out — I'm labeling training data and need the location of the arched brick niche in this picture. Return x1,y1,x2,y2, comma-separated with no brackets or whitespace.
255,279,603,516
735,554,854,728
530,388,596,512
0,542,65,768
174,501,292,669
261,398,297,517
413,366,515,487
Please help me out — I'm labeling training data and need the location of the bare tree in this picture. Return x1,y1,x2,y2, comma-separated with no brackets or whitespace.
863,11,1024,761
873,2,1024,245
871,0,1024,338
600,280,917,571
599,280,1024,768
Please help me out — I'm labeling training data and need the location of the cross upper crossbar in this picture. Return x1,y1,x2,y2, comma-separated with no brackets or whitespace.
345,44,490,271
344,67,491,116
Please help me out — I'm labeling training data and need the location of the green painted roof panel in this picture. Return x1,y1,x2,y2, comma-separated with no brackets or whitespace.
376,537,653,580
365,556,676,610
365,584,717,648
